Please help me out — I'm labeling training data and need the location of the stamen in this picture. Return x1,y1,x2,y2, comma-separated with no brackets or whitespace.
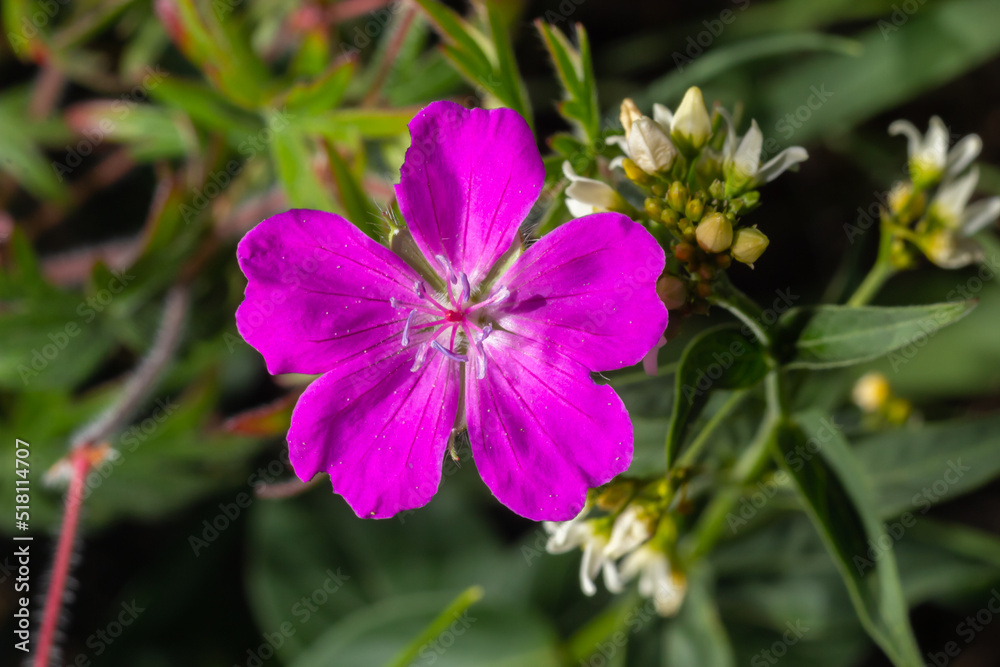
458,272,471,304
390,297,398,308
435,254,455,281
410,343,429,372
474,324,492,380
431,340,468,363
413,281,425,298
401,309,418,346
466,285,510,314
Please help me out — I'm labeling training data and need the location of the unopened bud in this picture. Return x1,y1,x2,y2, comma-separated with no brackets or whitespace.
667,181,689,212
672,86,712,153
645,197,663,219
852,371,890,413
660,208,679,227
622,158,649,184
673,242,695,262
656,276,688,310
695,213,732,253
684,196,705,222
730,227,769,265
620,98,643,137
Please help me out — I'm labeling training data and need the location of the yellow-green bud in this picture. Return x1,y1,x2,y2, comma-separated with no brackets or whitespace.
730,227,769,265
644,197,663,219
660,208,679,227
695,212,733,253
852,371,890,413
667,181,689,212
684,196,705,222
672,86,712,153
708,179,725,201
622,158,648,184
656,275,688,310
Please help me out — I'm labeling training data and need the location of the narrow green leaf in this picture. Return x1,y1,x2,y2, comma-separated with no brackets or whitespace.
665,325,768,468
281,58,356,114
774,412,922,667
269,124,337,211
486,1,532,126
297,108,416,142
325,142,382,240
383,586,484,667
536,21,600,144
411,0,493,78
776,302,975,369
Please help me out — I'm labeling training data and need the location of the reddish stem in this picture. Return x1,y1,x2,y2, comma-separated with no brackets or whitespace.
35,450,91,667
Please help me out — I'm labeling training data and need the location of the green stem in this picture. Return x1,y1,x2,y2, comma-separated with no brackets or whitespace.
674,389,749,471
708,276,769,346
847,217,898,306
681,371,784,562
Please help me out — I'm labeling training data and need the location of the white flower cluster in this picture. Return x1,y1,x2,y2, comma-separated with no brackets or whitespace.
890,117,1000,268
543,503,686,616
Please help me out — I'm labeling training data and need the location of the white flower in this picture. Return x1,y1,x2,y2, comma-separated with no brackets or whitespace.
661,86,712,152
921,231,984,269
562,162,626,218
721,114,807,196
610,100,677,175
544,513,618,597
616,545,687,616
604,504,655,560
929,168,1000,235
889,116,982,185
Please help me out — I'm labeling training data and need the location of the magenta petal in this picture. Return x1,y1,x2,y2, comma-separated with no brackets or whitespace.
288,350,461,519
236,209,421,375
395,101,544,286
495,212,668,371
466,331,633,521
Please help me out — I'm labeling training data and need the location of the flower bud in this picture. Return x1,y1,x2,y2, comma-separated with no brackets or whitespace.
695,213,733,253
628,117,677,174
684,196,704,222
667,181,688,212
644,197,663,219
622,158,649,184
730,227,769,265
852,371,890,413
673,242,695,262
671,86,712,153
620,98,643,137
656,275,688,310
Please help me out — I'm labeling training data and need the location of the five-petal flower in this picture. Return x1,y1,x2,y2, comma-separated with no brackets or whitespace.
236,101,667,521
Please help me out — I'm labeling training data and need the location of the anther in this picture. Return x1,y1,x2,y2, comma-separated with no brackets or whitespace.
431,340,468,363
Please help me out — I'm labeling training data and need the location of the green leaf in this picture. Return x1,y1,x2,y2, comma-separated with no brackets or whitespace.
325,142,383,240
637,32,861,108
775,302,975,369
485,2,532,126
855,415,1000,519
411,0,493,80
297,108,416,143
66,102,196,162
773,412,921,667
269,123,338,211
665,568,735,667
280,58,356,114
384,586,484,667
536,21,600,143
665,325,768,468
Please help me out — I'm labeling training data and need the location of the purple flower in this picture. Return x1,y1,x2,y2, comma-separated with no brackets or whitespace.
236,101,667,521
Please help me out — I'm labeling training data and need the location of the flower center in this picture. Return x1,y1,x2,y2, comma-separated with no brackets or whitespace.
389,258,510,379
